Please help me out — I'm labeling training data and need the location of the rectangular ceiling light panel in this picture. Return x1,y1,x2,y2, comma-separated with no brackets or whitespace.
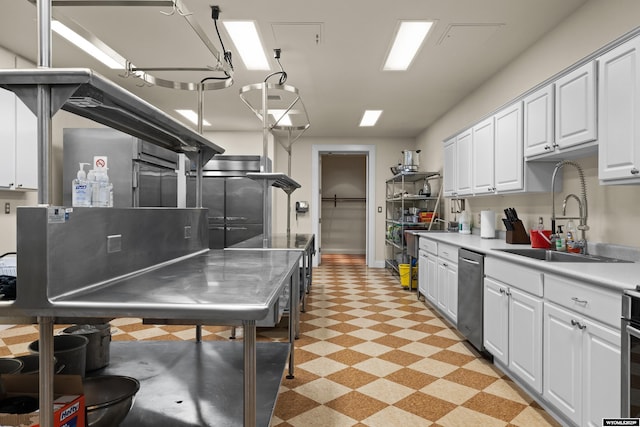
223,20,270,71
51,20,124,69
384,21,434,71
360,110,382,127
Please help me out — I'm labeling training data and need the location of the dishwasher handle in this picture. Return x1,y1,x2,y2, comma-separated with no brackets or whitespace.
460,257,480,265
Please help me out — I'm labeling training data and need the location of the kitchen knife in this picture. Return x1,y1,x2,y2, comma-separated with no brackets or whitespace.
510,207,519,220
502,218,514,230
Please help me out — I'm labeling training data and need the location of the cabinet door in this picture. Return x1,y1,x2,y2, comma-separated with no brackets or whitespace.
555,61,597,149
508,287,543,394
472,117,495,194
523,84,554,157
15,96,38,190
455,129,473,196
418,251,428,297
443,137,457,197
483,277,508,365
436,260,448,314
444,261,458,324
494,102,523,192
582,317,621,426
598,35,640,182
0,88,16,188
425,252,438,305
543,302,582,426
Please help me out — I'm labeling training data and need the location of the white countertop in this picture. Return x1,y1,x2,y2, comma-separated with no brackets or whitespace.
415,231,640,292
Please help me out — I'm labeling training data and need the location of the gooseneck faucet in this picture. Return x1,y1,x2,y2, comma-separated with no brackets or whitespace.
550,160,589,253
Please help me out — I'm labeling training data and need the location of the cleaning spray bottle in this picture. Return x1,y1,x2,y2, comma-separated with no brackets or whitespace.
72,163,91,207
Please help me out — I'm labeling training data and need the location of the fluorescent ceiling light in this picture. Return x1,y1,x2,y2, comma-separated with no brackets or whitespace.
222,21,270,71
176,109,211,127
270,109,293,126
360,110,382,127
384,21,434,71
51,20,124,69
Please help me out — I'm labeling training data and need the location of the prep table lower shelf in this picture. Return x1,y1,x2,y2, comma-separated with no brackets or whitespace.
92,340,291,427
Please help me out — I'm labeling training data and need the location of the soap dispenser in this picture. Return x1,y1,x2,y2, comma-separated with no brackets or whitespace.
72,163,91,207
555,225,566,252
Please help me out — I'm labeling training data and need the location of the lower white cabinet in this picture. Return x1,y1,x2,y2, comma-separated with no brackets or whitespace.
543,301,620,426
418,249,437,305
436,257,458,324
484,276,543,393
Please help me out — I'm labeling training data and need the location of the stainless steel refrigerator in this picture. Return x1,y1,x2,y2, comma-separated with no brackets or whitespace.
63,128,179,207
186,155,271,249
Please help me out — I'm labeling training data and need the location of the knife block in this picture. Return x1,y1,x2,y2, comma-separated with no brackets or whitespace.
506,220,531,244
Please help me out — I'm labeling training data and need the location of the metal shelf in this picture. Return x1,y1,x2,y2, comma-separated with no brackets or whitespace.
0,68,225,163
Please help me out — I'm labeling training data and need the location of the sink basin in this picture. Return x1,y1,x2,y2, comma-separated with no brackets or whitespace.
495,248,632,263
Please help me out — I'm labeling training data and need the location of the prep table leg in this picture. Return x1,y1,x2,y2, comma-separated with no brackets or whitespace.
287,272,296,379
243,319,256,427
38,316,55,427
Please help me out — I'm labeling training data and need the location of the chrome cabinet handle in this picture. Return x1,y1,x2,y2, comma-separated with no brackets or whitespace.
631,167,639,175
571,319,586,329
544,145,552,151
571,297,588,305
505,290,512,297
499,288,506,294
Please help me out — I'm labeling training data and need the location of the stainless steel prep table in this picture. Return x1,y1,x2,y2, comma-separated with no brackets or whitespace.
227,233,315,316
42,249,301,427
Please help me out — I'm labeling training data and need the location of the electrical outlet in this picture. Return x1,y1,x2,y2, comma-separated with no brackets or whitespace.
4,203,9,214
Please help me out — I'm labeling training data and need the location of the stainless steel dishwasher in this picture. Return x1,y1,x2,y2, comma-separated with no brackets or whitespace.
457,248,485,352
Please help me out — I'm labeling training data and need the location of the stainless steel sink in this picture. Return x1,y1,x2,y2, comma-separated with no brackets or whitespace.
495,248,632,263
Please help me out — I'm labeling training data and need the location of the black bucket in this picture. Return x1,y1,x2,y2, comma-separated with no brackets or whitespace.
28,334,89,377
62,324,111,371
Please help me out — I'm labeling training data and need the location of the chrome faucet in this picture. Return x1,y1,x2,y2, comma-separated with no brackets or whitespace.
550,160,589,253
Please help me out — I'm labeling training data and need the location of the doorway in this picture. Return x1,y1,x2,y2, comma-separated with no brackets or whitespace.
320,154,366,261
311,144,376,267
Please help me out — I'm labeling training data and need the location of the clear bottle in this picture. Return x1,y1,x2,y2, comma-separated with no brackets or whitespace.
566,219,580,253
92,167,112,208
459,211,471,234
72,163,91,207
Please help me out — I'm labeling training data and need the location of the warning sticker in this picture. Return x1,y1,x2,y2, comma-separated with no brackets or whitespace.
47,207,67,223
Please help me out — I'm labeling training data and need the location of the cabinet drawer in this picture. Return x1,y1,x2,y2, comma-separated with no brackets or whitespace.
485,257,543,297
544,274,620,328
438,243,458,262
419,237,438,254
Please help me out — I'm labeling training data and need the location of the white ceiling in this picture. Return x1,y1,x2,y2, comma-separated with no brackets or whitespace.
0,0,589,139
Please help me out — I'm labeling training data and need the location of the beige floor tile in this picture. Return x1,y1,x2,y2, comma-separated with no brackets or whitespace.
399,341,442,357
300,340,345,356
483,378,535,405
302,327,343,341
353,357,402,377
298,357,349,377
350,341,393,357
408,357,459,378
420,378,479,405
347,328,386,341
436,406,507,427
362,406,433,427
510,406,562,427
287,405,357,427
357,378,414,404
293,377,351,404
345,317,380,328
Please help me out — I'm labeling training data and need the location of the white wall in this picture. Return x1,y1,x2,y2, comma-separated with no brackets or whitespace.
416,0,640,249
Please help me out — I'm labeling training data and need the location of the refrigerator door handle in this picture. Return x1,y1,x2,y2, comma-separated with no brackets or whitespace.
226,216,248,221
226,226,248,231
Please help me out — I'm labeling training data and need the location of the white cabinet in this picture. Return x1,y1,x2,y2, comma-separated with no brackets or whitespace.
543,301,621,426
0,50,37,191
471,117,495,194
443,137,457,197
494,102,524,192
455,129,473,196
483,257,543,393
524,84,554,158
418,248,437,305
555,61,597,150
598,34,640,184
543,274,621,426
418,238,457,325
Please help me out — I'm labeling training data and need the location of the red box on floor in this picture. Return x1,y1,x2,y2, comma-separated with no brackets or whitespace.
0,374,85,427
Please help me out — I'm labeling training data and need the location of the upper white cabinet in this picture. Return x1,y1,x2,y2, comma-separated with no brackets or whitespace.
471,116,495,194
523,84,554,157
555,61,597,149
0,50,37,191
525,61,597,160
494,102,524,192
455,129,473,196
443,137,457,197
598,34,640,184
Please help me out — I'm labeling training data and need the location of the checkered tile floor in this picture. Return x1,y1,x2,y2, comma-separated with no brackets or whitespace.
0,254,560,426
